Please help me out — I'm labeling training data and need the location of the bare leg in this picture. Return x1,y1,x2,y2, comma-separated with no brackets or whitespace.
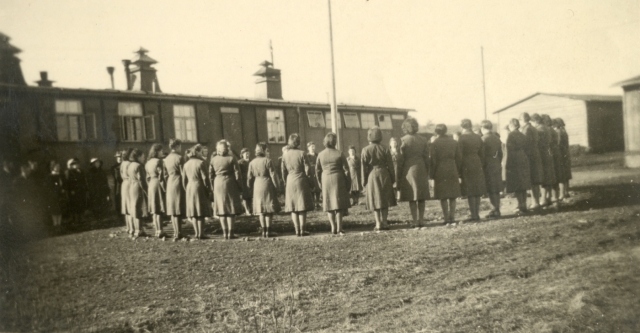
227,216,235,238
409,201,418,226
291,213,300,236
558,183,566,200
540,186,549,206
418,201,425,226
299,212,307,235
219,216,228,239
449,199,457,222
328,212,336,234
171,216,181,239
440,199,449,223
373,210,382,230
474,196,481,220
530,185,541,208
336,211,343,233
489,193,501,215
264,214,272,237
466,197,475,220
381,208,389,228
133,217,141,237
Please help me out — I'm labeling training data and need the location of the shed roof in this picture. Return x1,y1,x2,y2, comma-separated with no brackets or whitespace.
493,92,622,114
612,74,640,88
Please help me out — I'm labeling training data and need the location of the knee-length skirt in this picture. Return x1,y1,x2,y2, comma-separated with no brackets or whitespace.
321,172,350,212
365,167,397,211
147,178,165,214
284,173,314,213
252,177,281,214
213,175,243,216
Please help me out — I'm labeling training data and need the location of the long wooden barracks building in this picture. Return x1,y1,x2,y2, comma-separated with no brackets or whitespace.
0,34,412,167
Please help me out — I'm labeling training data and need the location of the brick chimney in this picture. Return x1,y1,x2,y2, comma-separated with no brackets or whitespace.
0,32,27,86
254,60,282,99
128,47,161,93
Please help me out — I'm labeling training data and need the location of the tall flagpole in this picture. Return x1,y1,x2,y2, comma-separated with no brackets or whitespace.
328,0,340,148
481,46,487,120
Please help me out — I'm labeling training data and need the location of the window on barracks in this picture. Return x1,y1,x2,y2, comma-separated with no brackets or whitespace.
118,102,155,142
360,113,376,129
378,114,393,130
55,99,96,141
266,109,286,144
343,113,360,129
307,111,325,128
325,111,342,129
173,105,197,142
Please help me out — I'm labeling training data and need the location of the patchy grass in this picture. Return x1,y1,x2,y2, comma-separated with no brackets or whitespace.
1,167,640,332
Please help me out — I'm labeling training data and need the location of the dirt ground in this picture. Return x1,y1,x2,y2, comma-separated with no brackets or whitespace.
1,153,640,332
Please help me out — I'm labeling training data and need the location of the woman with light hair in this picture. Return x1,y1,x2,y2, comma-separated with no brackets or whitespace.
316,132,351,235
398,117,430,228
346,145,362,206
146,144,166,237
127,149,148,238
210,140,243,239
361,126,396,231
183,144,211,240
247,142,281,238
282,133,315,236
164,139,184,241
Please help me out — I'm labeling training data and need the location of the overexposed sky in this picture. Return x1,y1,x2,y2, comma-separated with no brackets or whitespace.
3,0,639,125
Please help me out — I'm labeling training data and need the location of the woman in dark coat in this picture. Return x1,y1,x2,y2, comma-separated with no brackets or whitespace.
146,144,166,237
238,148,253,215
430,124,462,224
120,148,133,235
88,158,110,219
532,113,557,207
111,152,123,215
44,160,65,228
361,126,396,231
127,149,147,238
458,119,486,221
398,117,430,228
480,120,503,218
65,158,88,226
282,134,315,236
210,140,243,239
306,141,321,209
505,119,531,213
543,114,562,208
183,144,210,240
519,112,543,209
316,132,351,235
247,142,281,238
553,118,572,200
346,145,362,206
164,139,184,240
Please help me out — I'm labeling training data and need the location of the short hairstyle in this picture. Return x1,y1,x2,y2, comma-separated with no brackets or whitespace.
367,126,382,143
509,118,520,129
288,134,301,149
434,124,447,136
282,145,289,153
348,145,356,152
129,149,143,162
241,148,250,155
148,143,163,161
460,119,472,130
169,139,182,150
401,117,419,135
530,113,542,123
520,112,531,122
215,140,228,156
553,117,565,128
323,132,337,149
255,142,267,157
541,114,552,126
192,143,204,155
480,120,493,130
306,141,315,148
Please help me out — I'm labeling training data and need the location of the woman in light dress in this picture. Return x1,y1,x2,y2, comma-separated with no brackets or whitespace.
316,133,351,235
146,144,165,237
210,140,243,240
247,142,281,238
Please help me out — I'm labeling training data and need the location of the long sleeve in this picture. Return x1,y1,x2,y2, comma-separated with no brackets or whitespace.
454,143,463,177
281,157,288,187
361,149,369,188
231,158,243,190
429,143,436,179
247,163,255,189
199,161,209,193
181,163,188,190
267,159,279,189
341,153,351,191
422,141,430,180
315,155,323,190
208,159,216,190
478,139,485,168
385,149,396,184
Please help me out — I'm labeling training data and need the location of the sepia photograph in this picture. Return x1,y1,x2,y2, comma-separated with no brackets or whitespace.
1,0,640,332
